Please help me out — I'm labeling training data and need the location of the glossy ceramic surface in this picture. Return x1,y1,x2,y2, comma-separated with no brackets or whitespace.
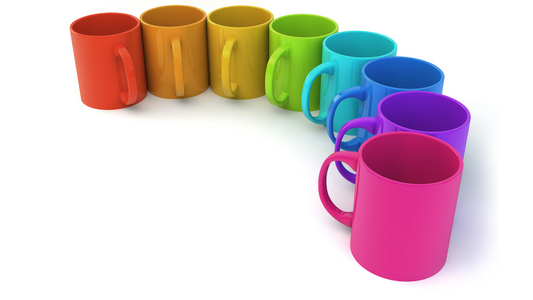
301,31,397,133
140,5,209,99
266,14,338,111
207,6,273,99
319,132,463,281
326,56,444,149
70,13,147,109
335,91,471,183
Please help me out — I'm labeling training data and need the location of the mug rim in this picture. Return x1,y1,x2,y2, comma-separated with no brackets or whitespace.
140,5,206,28
362,56,445,90
269,14,338,39
323,30,397,59
358,131,463,186
70,12,140,38
378,91,471,134
207,5,273,29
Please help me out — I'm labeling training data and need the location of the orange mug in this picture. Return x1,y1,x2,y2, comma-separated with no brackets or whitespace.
207,6,274,99
140,5,209,99
70,13,147,109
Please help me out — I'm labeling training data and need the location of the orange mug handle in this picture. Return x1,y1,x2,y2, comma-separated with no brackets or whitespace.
114,44,138,106
171,37,185,97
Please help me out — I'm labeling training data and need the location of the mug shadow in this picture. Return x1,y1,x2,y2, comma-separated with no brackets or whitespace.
440,132,497,276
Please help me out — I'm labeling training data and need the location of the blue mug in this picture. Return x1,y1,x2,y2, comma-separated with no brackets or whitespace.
301,31,397,133
326,56,445,150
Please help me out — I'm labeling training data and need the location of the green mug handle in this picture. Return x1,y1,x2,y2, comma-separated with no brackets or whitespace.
265,45,290,107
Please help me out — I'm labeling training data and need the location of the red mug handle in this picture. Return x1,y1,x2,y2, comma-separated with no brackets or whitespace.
114,44,138,106
318,151,359,227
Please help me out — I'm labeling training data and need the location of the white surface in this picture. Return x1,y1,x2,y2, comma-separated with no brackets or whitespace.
0,0,526,299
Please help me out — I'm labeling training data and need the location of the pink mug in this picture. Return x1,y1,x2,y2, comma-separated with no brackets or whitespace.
318,131,464,281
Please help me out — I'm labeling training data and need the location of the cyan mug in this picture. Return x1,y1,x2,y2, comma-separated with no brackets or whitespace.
335,91,471,183
301,31,397,133
326,56,444,149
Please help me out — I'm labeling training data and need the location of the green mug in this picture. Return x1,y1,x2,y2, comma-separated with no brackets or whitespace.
265,14,338,111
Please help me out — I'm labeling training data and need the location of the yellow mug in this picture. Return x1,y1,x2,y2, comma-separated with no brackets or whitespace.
207,6,274,99
140,5,209,99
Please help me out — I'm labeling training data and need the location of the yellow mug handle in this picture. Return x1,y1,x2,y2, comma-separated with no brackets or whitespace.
222,36,238,98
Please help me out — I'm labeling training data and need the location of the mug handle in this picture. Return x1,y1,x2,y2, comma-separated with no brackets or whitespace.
265,45,290,107
334,117,377,183
114,44,138,106
318,151,360,227
171,37,185,97
326,86,367,150
222,36,238,98
301,62,335,124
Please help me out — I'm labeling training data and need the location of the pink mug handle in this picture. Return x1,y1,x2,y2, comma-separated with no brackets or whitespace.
318,151,359,227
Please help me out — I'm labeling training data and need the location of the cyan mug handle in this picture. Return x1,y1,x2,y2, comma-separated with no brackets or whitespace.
301,62,335,124
334,117,377,183
326,86,366,148
265,45,290,107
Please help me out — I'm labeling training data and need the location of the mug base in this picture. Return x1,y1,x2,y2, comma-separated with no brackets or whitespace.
352,252,446,282
148,86,209,99
212,91,266,100
81,92,147,110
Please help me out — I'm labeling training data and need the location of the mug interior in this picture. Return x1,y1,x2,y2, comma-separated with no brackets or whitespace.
141,6,205,27
364,57,443,89
361,133,460,184
271,14,337,38
325,31,396,58
208,6,273,27
71,13,138,36
380,92,469,132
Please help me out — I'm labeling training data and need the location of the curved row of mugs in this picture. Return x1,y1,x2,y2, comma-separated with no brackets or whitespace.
70,5,472,282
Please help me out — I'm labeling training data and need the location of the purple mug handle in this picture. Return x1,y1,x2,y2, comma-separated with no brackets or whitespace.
335,117,377,183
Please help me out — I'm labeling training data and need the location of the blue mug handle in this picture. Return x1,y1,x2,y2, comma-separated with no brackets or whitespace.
326,86,367,150
301,62,335,124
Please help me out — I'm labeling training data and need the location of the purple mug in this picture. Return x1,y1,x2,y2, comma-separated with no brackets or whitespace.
335,91,470,183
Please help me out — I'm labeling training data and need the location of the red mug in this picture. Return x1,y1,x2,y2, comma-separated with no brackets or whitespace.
70,13,147,109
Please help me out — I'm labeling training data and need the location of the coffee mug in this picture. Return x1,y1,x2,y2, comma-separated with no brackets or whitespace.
207,6,274,99
335,91,471,183
70,13,147,109
319,131,464,281
266,14,338,111
326,56,444,148
140,5,209,99
301,31,397,133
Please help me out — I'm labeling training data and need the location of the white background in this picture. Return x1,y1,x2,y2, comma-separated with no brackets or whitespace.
0,0,526,299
